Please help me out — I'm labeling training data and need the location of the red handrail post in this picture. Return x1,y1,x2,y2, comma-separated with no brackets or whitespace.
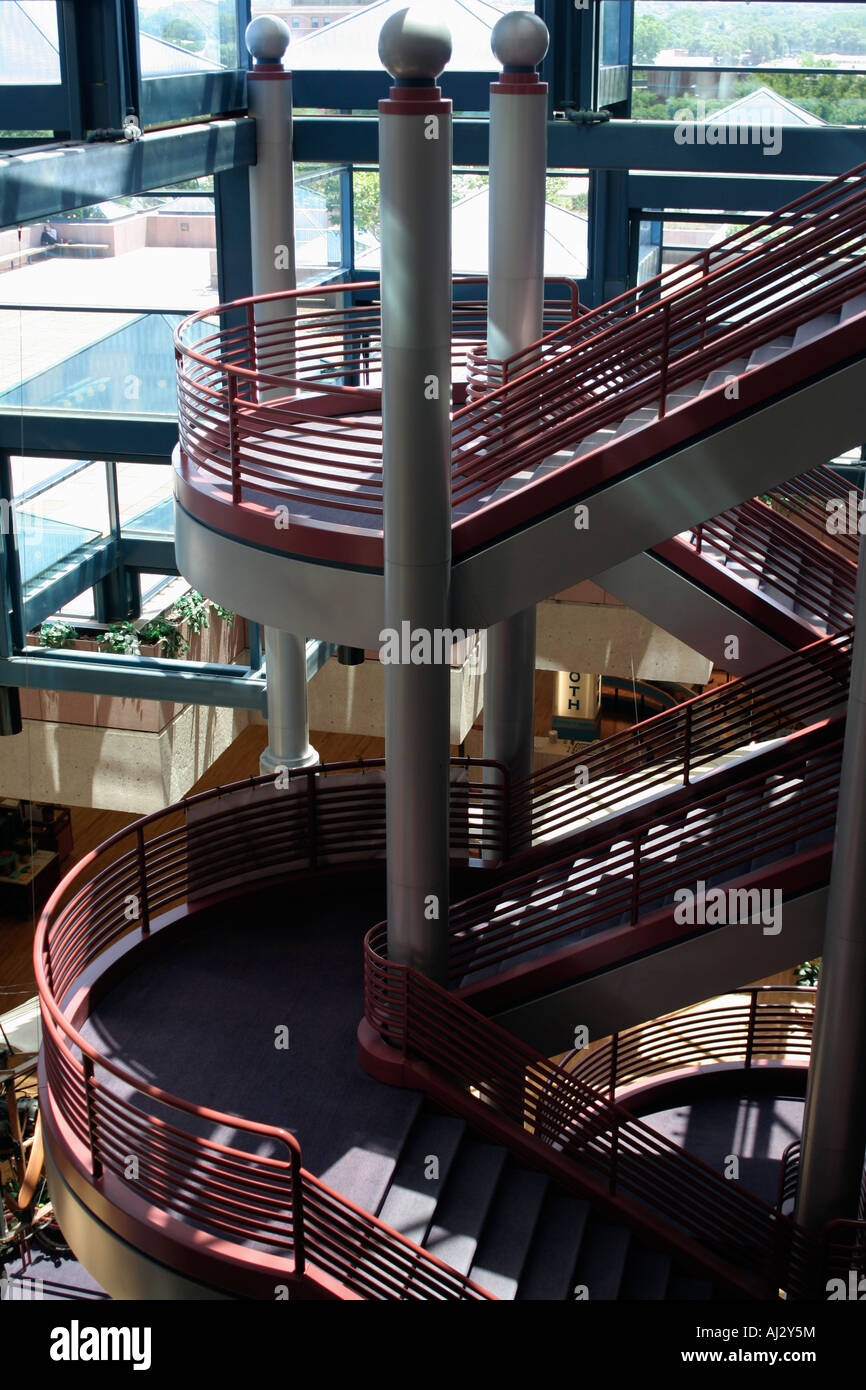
82,1054,103,1182
659,299,671,419
290,1150,305,1278
307,768,318,869
683,702,693,786
246,302,259,405
226,371,241,506
745,989,759,1070
136,826,150,937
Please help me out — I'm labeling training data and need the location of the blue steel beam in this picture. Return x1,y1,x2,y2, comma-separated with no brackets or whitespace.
0,648,268,711
22,537,119,634
0,119,256,229
292,116,866,179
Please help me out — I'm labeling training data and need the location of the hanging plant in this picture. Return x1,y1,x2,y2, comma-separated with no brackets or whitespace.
169,590,210,635
209,601,234,626
140,617,189,658
795,958,821,986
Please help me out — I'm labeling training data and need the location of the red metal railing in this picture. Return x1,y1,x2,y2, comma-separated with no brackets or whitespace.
450,721,841,988
777,1140,802,1216
174,278,578,526
174,164,866,545
684,490,856,636
363,927,817,1297
558,987,814,1103
449,164,866,510
511,628,851,848
36,754,507,1301
765,463,863,564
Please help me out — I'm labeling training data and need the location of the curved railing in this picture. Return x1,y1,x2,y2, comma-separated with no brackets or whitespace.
36,755,507,1301
362,927,818,1297
174,164,866,562
174,277,578,525
558,987,814,1102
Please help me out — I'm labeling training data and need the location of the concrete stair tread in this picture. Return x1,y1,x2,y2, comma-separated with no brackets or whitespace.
573,1221,632,1300
516,1193,590,1301
841,293,866,322
424,1140,508,1276
793,312,840,347
468,1167,549,1300
376,1114,466,1247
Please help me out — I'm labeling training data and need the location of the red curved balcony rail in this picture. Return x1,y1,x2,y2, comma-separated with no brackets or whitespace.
35,755,507,1301
558,986,814,1103
362,926,818,1298
175,164,866,568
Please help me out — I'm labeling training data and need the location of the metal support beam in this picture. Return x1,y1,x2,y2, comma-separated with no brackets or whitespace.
0,650,267,712
0,119,256,229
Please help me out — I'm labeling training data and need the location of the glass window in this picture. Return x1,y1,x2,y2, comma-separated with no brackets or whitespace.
295,165,345,281
117,462,174,535
352,168,589,279
0,2,61,85
632,1,866,125
252,1,535,73
135,1,240,77
10,457,110,589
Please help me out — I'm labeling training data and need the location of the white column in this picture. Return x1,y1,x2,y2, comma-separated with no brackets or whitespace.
245,17,317,774
483,13,550,819
378,10,454,982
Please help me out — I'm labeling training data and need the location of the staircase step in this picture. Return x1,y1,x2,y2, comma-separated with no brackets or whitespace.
793,313,839,348
377,1114,466,1246
619,1243,674,1300
841,293,866,322
747,343,792,371
516,1192,591,1301
614,407,659,437
468,1167,549,1300
573,1221,632,1300
425,1140,508,1277
701,360,749,393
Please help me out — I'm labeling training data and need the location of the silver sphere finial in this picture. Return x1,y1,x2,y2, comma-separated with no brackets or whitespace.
245,15,291,63
491,12,549,69
378,6,452,81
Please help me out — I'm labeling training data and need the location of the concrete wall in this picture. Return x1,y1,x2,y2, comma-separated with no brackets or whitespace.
0,702,250,814
308,653,484,746
538,593,713,684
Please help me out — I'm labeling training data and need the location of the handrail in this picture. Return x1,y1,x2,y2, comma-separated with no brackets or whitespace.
557,987,814,1103
679,492,856,636
35,753,507,1302
777,1140,802,1216
37,658,848,1298
450,720,841,988
173,165,866,542
510,627,851,850
362,928,818,1297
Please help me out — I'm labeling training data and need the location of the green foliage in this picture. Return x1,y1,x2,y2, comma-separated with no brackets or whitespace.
38,619,78,650
169,590,210,635
209,602,234,625
96,622,141,656
140,617,188,658
161,16,206,53
353,171,381,235
796,958,821,986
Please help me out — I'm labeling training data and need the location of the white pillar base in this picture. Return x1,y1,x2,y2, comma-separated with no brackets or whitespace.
259,742,319,776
